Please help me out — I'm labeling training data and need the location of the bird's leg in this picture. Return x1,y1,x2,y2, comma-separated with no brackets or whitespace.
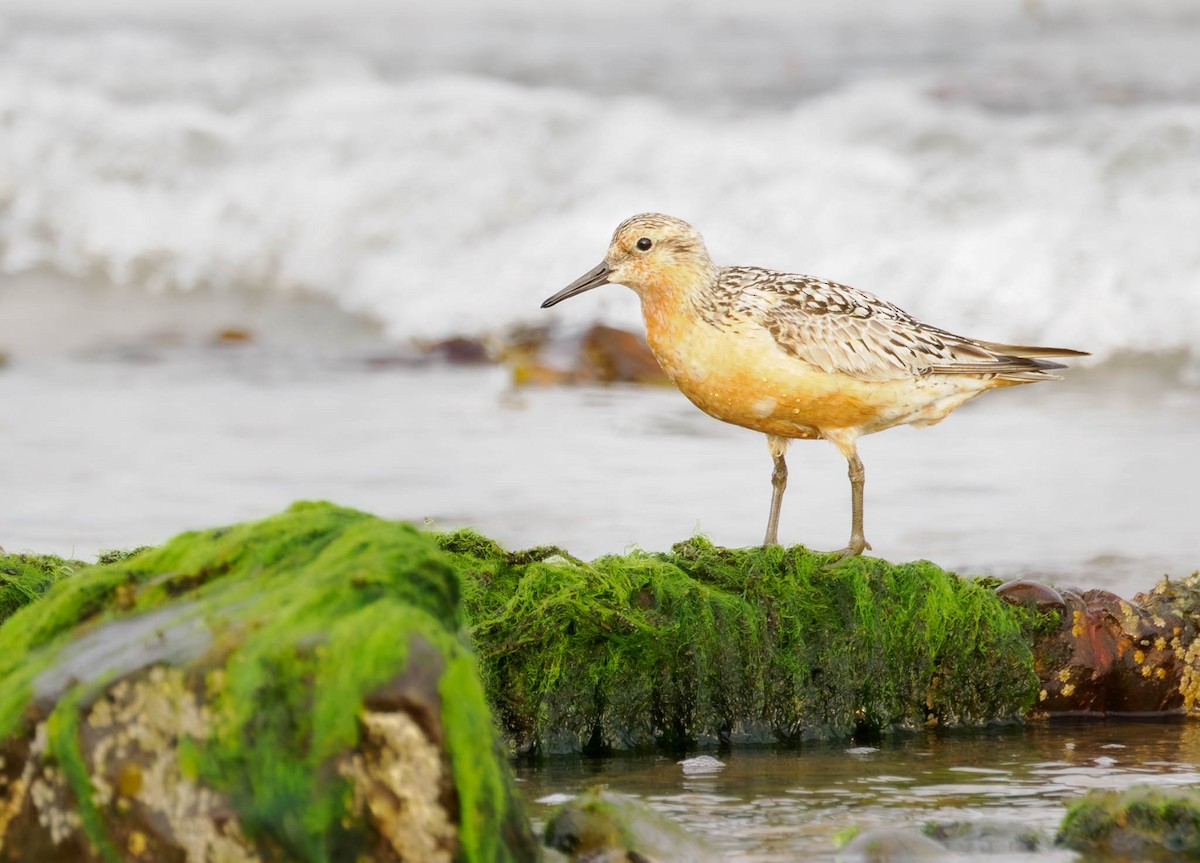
762,434,789,547
826,433,872,563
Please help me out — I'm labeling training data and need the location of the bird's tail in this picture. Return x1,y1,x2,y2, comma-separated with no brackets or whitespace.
979,342,1089,362
977,342,1090,381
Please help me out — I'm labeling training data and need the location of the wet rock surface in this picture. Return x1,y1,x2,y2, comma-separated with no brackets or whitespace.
0,503,537,862
543,789,721,863
837,828,948,861
5,504,1200,860
1056,785,1200,859
506,323,668,386
922,820,1051,855
446,533,1043,756
997,572,1200,715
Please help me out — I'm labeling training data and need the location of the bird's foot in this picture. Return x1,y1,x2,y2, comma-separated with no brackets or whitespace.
825,536,871,566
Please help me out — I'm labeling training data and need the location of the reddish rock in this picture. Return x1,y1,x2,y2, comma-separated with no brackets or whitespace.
505,323,668,386
212,327,254,344
997,576,1198,715
430,336,492,365
578,324,667,385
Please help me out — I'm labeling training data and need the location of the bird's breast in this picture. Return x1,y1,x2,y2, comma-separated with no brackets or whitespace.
640,299,974,438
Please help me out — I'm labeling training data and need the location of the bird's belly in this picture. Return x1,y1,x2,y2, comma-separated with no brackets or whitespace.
647,320,981,439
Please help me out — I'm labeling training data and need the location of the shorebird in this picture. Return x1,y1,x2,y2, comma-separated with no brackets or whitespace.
541,213,1086,560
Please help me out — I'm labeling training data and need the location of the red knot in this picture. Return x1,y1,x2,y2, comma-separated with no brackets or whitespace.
542,213,1087,560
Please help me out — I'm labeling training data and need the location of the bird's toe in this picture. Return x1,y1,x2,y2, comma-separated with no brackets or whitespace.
825,536,870,566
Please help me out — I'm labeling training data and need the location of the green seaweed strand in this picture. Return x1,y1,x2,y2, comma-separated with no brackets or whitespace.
46,691,122,863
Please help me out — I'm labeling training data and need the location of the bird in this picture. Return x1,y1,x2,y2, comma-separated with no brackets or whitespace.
541,213,1087,560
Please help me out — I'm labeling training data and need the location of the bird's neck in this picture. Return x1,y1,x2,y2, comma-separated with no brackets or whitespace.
638,260,722,344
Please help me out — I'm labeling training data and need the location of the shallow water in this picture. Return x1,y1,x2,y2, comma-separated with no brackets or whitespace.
517,719,1200,861
0,287,1196,599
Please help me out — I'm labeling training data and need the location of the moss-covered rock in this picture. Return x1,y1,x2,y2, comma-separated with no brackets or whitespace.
441,532,1044,755
1056,785,1200,859
0,553,82,626
922,819,1049,855
543,789,721,863
1,508,1054,778
1,549,151,628
0,502,537,862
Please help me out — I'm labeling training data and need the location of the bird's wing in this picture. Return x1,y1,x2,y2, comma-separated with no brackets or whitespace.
719,267,1063,382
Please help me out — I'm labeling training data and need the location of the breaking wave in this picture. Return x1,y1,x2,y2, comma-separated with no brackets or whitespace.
1,7,1198,366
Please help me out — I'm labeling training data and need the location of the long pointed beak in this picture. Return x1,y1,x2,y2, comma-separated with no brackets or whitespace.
541,262,610,308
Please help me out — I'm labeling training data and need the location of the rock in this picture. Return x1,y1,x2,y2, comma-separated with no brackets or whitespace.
997,573,1200,714
0,502,538,862
677,755,724,775
923,819,1048,854
993,579,1064,612
0,553,81,627
1056,785,1200,857
510,362,574,386
429,336,492,365
212,327,253,344
16,511,1197,779
837,828,947,861
543,789,721,863
364,336,493,369
577,325,667,385
443,532,1042,756
504,323,667,386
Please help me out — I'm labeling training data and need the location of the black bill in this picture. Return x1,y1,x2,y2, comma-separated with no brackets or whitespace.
541,262,610,308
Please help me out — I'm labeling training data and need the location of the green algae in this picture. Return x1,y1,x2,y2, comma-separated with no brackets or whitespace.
441,532,1042,753
0,504,1053,857
46,690,122,863
0,552,81,626
1140,569,1200,621
1057,785,1200,858
0,502,534,862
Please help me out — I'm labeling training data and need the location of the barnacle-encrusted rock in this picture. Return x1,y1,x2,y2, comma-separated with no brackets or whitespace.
997,572,1200,715
0,502,537,862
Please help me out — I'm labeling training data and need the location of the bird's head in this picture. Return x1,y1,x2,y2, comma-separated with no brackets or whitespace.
541,213,715,308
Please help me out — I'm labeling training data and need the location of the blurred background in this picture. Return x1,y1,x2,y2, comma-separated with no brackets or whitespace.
1,0,1197,593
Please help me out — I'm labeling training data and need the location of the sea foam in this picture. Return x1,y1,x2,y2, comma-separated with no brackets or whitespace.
1,14,1198,366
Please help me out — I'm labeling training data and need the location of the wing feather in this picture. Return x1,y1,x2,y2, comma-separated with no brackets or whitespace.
717,267,1072,383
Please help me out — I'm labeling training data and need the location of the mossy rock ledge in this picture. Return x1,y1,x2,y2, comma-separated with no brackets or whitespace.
0,502,1055,859
0,552,83,626
0,503,537,862
440,526,1046,755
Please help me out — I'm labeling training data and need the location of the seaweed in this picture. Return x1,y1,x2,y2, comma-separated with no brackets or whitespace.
0,502,1054,859
0,502,532,862
442,532,1042,754
1057,785,1200,858
0,552,82,626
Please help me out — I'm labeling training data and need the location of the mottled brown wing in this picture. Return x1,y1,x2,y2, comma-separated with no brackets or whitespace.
720,268,1057,382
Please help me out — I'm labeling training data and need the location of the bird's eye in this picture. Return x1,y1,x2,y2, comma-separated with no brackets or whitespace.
636,237,652,251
